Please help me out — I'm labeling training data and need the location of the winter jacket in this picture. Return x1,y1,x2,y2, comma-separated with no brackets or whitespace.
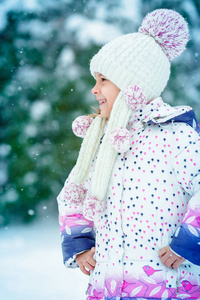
57,98,200,300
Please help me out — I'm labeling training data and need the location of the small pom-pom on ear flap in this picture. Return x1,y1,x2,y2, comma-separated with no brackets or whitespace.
83,196,105,221
63,183,87,205
110,127,131,153
124,85,147,111
139,9,189,61
72,115,93,138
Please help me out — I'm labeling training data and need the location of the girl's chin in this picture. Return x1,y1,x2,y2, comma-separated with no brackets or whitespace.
100,110,112,118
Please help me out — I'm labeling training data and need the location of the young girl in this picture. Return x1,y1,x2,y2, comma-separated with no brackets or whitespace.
57,9,200,300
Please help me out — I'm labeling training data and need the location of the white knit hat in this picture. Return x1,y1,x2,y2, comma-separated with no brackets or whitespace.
90,33,169,99
68,9,189,221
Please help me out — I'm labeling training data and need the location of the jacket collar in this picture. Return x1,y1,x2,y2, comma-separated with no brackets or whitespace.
128,97,199,134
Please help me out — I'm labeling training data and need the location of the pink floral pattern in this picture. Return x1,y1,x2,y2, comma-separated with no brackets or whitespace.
59,213,93,232
124,85,147,111
83,196,105,221
72,115,93,138
139,9,188,61
110,127,131,153
87,265,200,299
63,183,87,205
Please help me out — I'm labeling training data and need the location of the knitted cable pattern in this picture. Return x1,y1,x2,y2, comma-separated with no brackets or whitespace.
91,91,131,201
72,116,105,184
90,33,170,101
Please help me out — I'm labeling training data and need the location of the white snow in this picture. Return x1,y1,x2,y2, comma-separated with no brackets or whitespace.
65,14,122,47
1,189,19,203
30,100,51,121
16,66,46,88
23,172,37,185
0,144,12,157
57,47,75,67
0,216,89,300
18,19,54,40
0,0,41,31
113,0,141,22
24,123,38,138
55,47,82,82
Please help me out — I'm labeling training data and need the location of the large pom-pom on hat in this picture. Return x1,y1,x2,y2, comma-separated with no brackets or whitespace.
63,182,87,205
124,85,147,111
139,9,189,61
83,196,105,221
110,127,131,153
72,115,93,138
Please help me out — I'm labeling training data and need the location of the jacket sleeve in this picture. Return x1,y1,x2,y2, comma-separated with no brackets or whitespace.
170,131,200,265
57,170,95,268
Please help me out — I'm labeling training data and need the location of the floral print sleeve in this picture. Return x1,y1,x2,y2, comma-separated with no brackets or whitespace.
57,169,95,268
170,129,200,265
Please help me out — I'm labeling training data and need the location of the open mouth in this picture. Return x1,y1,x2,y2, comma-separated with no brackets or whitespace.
98,99,107,106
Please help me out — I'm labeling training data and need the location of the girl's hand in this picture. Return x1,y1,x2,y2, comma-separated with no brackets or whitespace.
158,245,185,269
76,247,96,275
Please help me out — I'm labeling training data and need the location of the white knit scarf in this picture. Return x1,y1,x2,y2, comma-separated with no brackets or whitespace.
72,90,132,201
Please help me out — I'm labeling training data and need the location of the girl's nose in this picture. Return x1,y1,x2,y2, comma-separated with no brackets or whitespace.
91,83,100,95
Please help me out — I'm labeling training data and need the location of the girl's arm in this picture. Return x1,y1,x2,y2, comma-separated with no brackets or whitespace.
169,134,200,265
57,170,95,268
59,212,95,268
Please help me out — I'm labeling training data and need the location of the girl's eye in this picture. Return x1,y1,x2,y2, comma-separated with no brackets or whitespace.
102,77,107,82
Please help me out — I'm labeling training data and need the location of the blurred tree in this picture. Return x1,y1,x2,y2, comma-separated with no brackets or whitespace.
0,3,93,224
0,0,125,224
0,0,199,225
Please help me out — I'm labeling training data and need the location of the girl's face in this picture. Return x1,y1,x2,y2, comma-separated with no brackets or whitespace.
91,72,120,117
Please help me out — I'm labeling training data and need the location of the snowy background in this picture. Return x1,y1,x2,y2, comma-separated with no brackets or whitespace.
0,212,89,300
0,0,200,299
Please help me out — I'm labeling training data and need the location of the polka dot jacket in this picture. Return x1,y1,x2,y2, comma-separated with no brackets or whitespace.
57,98,200,300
